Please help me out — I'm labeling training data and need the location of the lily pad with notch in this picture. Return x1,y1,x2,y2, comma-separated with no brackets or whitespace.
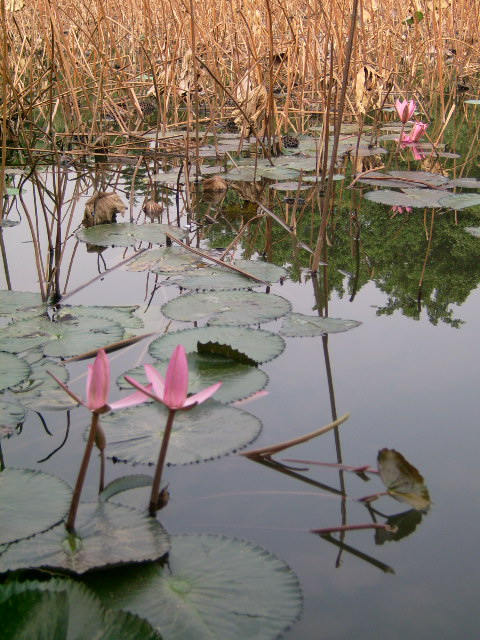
0,502,170,574
55,305,143,330
100,400,262,466
149,326,285,364
85,533,303,640
0,290,45,319
0,579,162,640
118,353,269,404
10,355,77,411
161,290,291,325
0,351,31,391
0,468,71,546
279,313,361,337
127,247,207,274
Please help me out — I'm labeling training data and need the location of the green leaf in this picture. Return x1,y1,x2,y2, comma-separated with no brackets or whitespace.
0,291,44,319
0,317,124,357
0,579,162,640
0,352,31,391
127,247,207,274
119,353,268,404
268,181,310,191
364,189,446,209
10,356,77,411
76,223,186,248
169,267,255,291
280,313,361,337
0,468,71,545
224,168,261,182
55,305,143,330
162,291,291,325
101,400,262,465
196,341,257,366
0,502,170,574
99,475,154,503
85,533,302,640
438,193,480,210
149,326,285,364
377,448,432,511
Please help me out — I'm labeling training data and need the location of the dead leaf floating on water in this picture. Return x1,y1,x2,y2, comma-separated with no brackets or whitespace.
202,176,228,192
377,448,432,511
83,192,127,228
143,199,164,219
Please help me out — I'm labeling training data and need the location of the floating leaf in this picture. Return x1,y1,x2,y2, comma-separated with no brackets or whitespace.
119,353,268,404
279,313,361,337
101,400,262,466
446,178,480,189
377,448,432,511
55,305,143,330
127,247,206,273
0,317,124,357
99,475,154,503
231,259,287,282
0,400,26,436
76,223,186,248
0,468,71,545
224,169,261,182
258,167,300,180
0,502,170,574
86,533,302,640
149,326,285,364
162,291,291,325
364,189,445,209
388,171,450,187
10,357,77,411
0,579,162,640
0,352,31,391
269,181,310,191
169,268,257,291
0,290,44,319
438,193,480,210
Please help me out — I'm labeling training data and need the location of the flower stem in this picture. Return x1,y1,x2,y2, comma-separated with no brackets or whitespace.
149,408,176,517
66,412,99,532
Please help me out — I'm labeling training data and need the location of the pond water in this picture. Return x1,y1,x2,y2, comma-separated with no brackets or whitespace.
1,125,480,639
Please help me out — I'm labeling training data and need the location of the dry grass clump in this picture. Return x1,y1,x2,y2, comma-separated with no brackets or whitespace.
0,0,479,158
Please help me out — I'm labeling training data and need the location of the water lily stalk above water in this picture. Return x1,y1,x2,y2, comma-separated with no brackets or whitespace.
48,349,149,532
125,345,222,516
395,99,416,124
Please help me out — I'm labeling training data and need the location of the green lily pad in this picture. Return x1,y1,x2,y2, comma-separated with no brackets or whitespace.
0,579,162,640
364,189,445,208
388,171,450,187
85,533,302,640
279,313,361,337
269,181,311,191
118,353,268,404
0,400,26,436
377,448,432,511
0,352,31,391
224,169,261,182
284,157,319,172
170,268,257,291
0,502,170,574
151,170,186,183
446,178,480,188
438,193,480,210
303,174,344,183
127,247,207,273
229,259,287,283
76,223,186,248
101,400,262,465
55,305,143,330
0,290,44,319
258,167,300,180
0,468,71,545
0,317,124,357
149,326,285,364
10,357,77,411
161,291,291,325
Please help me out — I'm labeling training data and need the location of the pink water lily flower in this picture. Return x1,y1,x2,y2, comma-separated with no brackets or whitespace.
125,344,222,410
401,121,428,144
48,349,149,414
395,99,416,124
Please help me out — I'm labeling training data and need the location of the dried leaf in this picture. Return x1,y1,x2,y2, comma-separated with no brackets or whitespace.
377,448,432,511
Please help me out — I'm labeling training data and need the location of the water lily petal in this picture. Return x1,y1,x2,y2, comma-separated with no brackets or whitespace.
183,381,223,407
163,345,189,409
144,363,166,399
86,350,110,411
109,386,153,410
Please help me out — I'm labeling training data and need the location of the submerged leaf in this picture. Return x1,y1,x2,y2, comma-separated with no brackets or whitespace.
85,533,302,640
377,448,432,511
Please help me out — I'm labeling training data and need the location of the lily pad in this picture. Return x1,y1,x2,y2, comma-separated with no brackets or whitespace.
0,352,31,391
76,223,186,248
279,313,361,337
269,181,311,191
0,468,71,545
377,448,432,511
149,326,285,364
0,400,26,436
162,291,291,325
10,357,77,411
127,247,207,273
0,290,44,318
388,171,450,187
118,353,268,404
438,193,480,210
86,533,302,640
0,502,170,574
0,579,162,640
364,189,445,209
170,268,258,291
0,316,124,357
258,167,300,180
101,400,262,466
445,178,480,188
224,169,261,182
55,305,143,330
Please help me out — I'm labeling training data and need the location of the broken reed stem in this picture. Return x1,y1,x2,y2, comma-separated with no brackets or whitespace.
239,412,350,458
